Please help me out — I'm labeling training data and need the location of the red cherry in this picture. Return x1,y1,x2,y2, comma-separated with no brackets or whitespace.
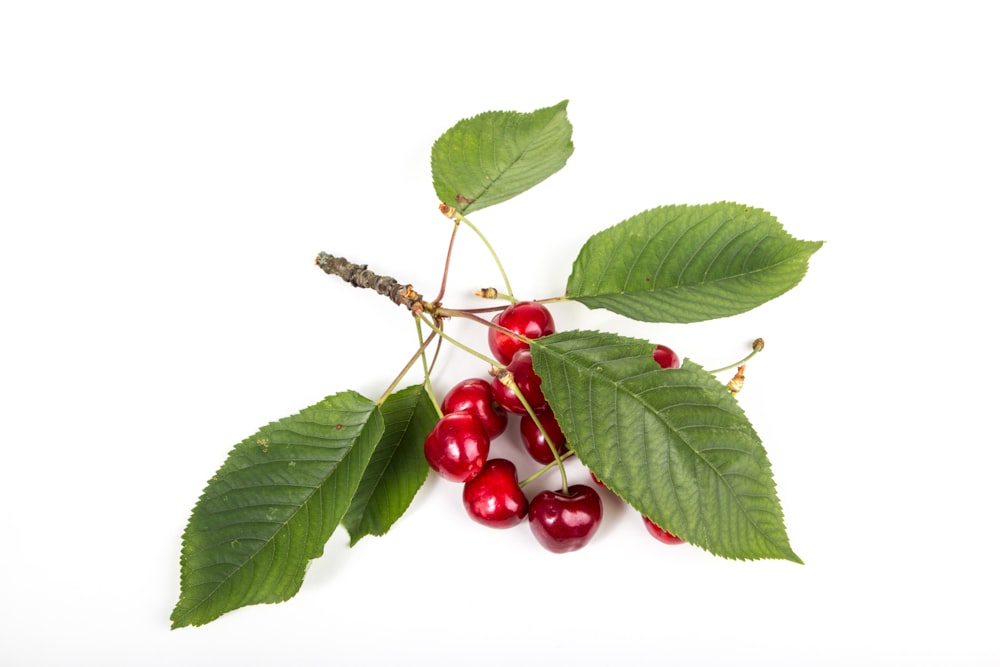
519,411,567,464
589,470,609,490
643,516,685,545
423,412,490,482
528,484,603,553
441,377,508,440
490,349,548,415
488,301,556,365
462,459,529,528
653,344,681,369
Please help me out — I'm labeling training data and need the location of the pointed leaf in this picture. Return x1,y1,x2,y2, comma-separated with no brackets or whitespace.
171,391,384,628
431,100,573,214
341,384,437,546
530,331,801,563
566,203,823,322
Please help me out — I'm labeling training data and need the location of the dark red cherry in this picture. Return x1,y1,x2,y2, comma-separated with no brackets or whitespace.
519,411,567,464
528,484,603,553
589,470,609,490
488,301,556,365
462,459,529,528
423,412,490,483
643,516,685,544
441,377,508,440
652,344,681,369
490,349,548,415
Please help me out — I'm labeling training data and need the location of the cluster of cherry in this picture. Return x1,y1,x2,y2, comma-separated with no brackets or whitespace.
423,301,685,553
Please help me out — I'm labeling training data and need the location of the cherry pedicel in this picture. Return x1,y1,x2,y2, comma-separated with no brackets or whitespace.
441,377,508,440
488,301,556,365
528,484,603,554
490,348,549,415
642,516,685,545
462,459,529,528
423,412,491,483
519,411,567,464
652,344,681,369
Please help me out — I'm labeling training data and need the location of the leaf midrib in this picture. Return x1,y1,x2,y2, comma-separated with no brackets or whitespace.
462,110,565,211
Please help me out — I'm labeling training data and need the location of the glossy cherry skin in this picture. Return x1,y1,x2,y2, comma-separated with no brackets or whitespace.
519,411,567,464
462,459,529,528
528,484,603,553
653,344,681,369
643,516,685,544
488,301,556,365
441,377,508,440
490,349,549,415
423,412,490,483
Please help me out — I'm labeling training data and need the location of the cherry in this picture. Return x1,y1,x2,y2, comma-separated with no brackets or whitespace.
441,377,508,440
423,412,490,483
462,459,529,528
652,344,681,369
490,348,549,415
488,301,556,365
519,411,567,464
528,484,603,553
643,516,685,545
589,470,609,490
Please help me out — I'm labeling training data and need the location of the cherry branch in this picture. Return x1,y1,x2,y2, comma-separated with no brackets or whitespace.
315,252,426,311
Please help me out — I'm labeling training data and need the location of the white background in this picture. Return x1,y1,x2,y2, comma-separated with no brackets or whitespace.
2,2,997,665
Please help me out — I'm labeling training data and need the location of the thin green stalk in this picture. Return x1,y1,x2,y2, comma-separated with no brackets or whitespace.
454,211,515,301
417,313,498,368
414,318,443,418
519,450,576,487
378,323,439,407
501,373,569,494
706,338,765,374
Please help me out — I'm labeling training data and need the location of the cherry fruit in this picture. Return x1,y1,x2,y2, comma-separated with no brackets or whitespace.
462,458,529,528
519,411,567,464
441,377,508,440
488,301,556,365
423,412,490,483
490,348,549,415
490,350,549,415
643,516,685,545
653,344,681,369
589,470,609,490
528,484,603,553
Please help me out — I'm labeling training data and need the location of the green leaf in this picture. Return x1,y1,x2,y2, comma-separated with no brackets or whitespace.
431,100,574,214
171,391,384,628
530,330,801,563
341,384,437,546
565,203,823,323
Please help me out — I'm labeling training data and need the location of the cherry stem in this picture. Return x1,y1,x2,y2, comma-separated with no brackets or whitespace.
432,220,461,305
450,209,515,301
705,338,765,374
416,312,498,368
500,373,569,494
378,320,440,407
436,308,533,350
414,318,444,418
533,295,569,305
519,450,576,488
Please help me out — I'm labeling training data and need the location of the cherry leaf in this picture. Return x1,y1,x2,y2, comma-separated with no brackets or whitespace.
431,100,573,214
566,203,823,322
341,384,437,546
171,391,384,628
530,330,802,563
